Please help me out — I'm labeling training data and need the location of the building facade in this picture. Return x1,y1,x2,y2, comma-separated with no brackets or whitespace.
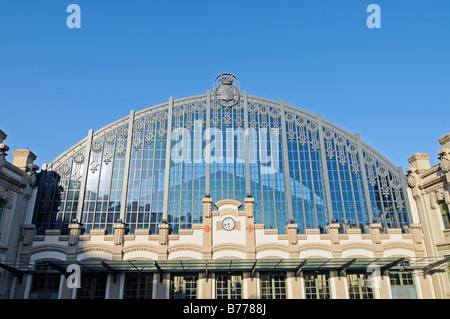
406,133,450,299
0,75,448,299
0,129,40,298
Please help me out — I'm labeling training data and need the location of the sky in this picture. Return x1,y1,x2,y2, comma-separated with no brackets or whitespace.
1,0,449,172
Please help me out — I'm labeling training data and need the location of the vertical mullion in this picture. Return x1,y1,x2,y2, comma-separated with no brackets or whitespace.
77,130,93,222
280,99,293,223
162,98,174,222
258,111,265,225
205,91,211,197
136,120,146,230
317,114,333,226
106,133,118,229
243,92,250,196
333,138,347,228
92,142,105,229
295,130,307,232
356,134,373,224
120,110,135,221
398,165,413,231
148,119,157,229
306,128,318,229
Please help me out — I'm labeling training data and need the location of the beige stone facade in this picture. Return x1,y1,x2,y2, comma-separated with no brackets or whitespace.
12,193,436,299
1,128,450,299
406,132,450,299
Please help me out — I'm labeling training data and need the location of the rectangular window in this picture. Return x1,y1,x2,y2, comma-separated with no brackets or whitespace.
440,202,450,229
124,273,153,299
389,271,417,299
347,273,374,299
216,272,242,299
77,274,107,299
29,263,60,299
170,274,198,299
304,272,330,299
260,273,286,299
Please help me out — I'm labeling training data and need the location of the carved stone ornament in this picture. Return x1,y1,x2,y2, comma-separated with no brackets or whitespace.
407,173,417,188
329,224,340,245
113,221,126,246
68,221,81,246
22,224,36,246
244,196,254,218
370,224,382,245
287,223,298,245
203,197,212,219
158,222,169,246
26,164,39,186
440,153,450,172
0,186,12,208
0,142,9,168
213,73,241,110
411,224,423,245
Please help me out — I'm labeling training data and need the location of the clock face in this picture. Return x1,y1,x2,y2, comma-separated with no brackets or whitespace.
222,217,235,231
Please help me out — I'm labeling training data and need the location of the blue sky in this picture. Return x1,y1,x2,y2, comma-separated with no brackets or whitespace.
1,0,449,172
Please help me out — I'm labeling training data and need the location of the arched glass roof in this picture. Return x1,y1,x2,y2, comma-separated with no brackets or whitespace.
34,75,412,236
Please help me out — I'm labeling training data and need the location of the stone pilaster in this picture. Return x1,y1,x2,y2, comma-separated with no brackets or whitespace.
12,149,37,172
411,223,425,254
21,224,35,246
408,153,431,173
244,196,256,259
202,197,213,259
286,222,298,258
158,221,169,260
329,223,341,258
113,220,125,246
68,221,81,246
370,223,383,257
112,220,125,260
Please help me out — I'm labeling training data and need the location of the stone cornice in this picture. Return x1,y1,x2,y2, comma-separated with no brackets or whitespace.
298,243,333,253
123,245,159,255
419,165,440,178
0,175,25,193
215,199,242,208
381,242,415,251
168,244,203,254
77,245,114,255
30,244,67,256
212,243,247,254
255,243,289,253
341,242,375,252
421,175,446,191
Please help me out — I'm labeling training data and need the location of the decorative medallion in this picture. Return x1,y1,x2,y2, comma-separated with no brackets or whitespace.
213,73,241,110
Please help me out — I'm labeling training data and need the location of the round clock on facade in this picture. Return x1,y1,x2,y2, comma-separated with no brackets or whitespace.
222,217,236,231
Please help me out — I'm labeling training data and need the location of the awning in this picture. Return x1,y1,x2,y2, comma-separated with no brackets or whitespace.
3,256,447,282
45,257,409,278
